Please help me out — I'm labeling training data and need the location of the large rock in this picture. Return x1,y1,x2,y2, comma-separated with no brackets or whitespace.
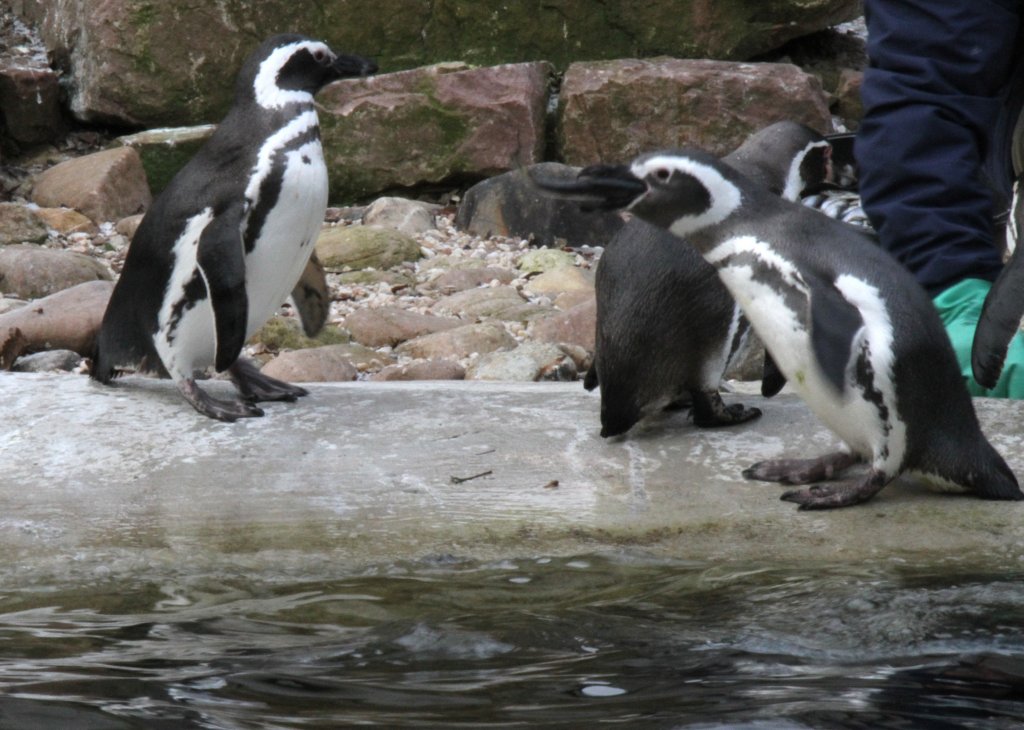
455,163,626,248
30,147,152,223
0,280,113,367
362,197,440,236
315,225,423,271
465,342,578,382
528,298,597,352
430,285,553,322
0,244,112,300
371,358,466,381
318,62,552,201
260,347,359,383
343,305,462,348
396,322,516,360
15,0,859,127
0,203,48,245
559,58,833,164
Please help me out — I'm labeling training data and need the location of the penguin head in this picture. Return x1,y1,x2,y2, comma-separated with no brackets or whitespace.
242,34,377,109
749,121,833,200
621,150,744,237
531,148,745,236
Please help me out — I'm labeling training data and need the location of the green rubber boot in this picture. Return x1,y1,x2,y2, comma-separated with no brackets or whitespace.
932,278,1024,398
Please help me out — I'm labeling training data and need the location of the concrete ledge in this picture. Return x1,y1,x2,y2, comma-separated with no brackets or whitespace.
4,373,1024,587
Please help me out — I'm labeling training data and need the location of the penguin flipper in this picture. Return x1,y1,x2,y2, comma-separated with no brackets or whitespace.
197,205,248,373
972,251,1024,389
291,253,329,337
760,352,787,397
808,278,864,395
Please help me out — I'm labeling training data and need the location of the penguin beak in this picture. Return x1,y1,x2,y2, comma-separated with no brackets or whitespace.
531,164,647,211
330,54,378,79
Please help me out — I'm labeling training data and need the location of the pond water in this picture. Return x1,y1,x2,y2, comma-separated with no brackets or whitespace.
1,553,1022,728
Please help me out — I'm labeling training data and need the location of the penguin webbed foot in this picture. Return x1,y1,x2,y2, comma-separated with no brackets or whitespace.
780,470,890,510
178,378,264,422
228,358,309,403
690,390,761,428
742,451,860,485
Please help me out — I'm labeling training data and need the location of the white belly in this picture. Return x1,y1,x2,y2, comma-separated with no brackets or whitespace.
708,235,905,470
243,138,328,338
155,208,218,379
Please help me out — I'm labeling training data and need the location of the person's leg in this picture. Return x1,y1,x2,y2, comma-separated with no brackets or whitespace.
856,0,1021,294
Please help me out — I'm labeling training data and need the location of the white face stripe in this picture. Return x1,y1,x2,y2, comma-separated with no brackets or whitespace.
253,41,332,109
630,155,742,237
782,139,829,202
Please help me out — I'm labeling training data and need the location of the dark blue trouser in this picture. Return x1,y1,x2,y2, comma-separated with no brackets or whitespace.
855,0,1023,295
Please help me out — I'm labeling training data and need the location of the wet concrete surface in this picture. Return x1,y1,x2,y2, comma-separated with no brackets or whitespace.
4,373,1024,587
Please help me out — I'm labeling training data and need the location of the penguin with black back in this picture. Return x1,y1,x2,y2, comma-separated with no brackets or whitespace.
534,148,1021,509
91,34,377,421
589,121,832,437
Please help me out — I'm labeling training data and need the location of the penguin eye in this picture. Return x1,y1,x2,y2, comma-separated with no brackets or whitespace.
312,48,328,63
653,168,671,182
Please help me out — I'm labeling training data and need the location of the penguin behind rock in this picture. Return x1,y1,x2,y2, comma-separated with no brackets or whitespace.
589,121,831,437
536,149,1021,509
91,35,376,421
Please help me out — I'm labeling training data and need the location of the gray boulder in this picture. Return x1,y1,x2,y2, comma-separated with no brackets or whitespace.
456,163,625,248
466,343,578,382
0,203,48,245
0,244,112,299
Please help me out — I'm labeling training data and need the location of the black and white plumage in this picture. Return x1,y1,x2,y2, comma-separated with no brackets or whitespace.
974,174,1024,387
587,121,832,437
91,34,376,420
536,149,1021,509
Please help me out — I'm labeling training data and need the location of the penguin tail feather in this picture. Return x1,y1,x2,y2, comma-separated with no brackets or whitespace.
970,440,1023,501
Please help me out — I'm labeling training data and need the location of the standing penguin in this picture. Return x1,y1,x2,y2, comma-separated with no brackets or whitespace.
589,121,832,437
535,149,1021,509
91,35,376,421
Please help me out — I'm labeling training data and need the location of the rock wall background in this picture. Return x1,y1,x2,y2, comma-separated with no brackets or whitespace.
4,1,866,202
11,0,860,127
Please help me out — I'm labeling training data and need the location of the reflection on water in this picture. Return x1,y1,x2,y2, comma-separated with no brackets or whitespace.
0,554,1022,728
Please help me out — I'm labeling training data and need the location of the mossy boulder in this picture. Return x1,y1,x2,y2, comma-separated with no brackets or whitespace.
114,125,217,195
517,248,577,274
318,62,550,202
315,226,423,271
249,316,349,351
